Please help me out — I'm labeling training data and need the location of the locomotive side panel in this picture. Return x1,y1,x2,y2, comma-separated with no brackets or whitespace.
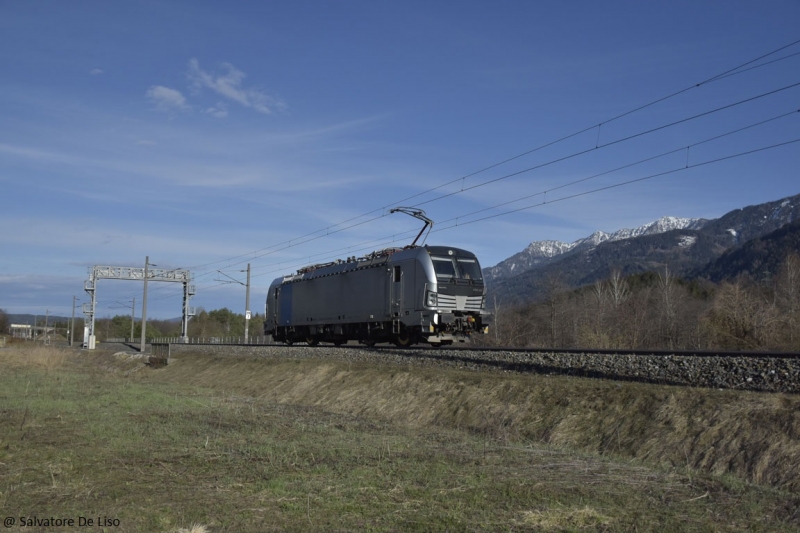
339,266,389,321
291,266,389,324
278,283,292,326
389,259,420,317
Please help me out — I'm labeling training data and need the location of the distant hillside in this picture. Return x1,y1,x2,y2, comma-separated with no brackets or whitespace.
696,219,800,283
7,313,71,325
488,229,724,303
485,193,800,304
484,216,707,284
694,195,800,247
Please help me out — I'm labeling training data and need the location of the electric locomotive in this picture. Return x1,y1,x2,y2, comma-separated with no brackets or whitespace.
264,244,491,347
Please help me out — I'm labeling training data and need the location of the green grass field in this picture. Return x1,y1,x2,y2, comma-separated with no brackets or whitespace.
1,345,799,532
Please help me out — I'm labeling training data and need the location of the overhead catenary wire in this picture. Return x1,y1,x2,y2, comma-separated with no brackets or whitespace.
136,106,800,307
236,135,800,280
431,138,800,230
201,105,795,281
205,81,800,276
128,101,800,309
410,82,800,209
116,39,800,309
372,39,800,208
178,38,800,274
425,108,800,226
154,134,800,307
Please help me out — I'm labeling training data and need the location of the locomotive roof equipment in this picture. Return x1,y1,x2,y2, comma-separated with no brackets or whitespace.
388,207,433,247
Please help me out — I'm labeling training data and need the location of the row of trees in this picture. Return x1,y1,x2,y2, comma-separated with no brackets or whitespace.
484,254,800,352
6,253,798,351
0,307,264,343
91,308,265,341
0,310,78,340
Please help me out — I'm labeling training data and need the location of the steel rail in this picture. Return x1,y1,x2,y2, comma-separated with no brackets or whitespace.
102,341,800,359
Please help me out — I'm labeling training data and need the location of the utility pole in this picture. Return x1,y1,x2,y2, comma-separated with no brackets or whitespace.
45,309,49,345
130,297,136,342
70,296,76,347
215,264,252,343
140,256,150,353
244,263,251,342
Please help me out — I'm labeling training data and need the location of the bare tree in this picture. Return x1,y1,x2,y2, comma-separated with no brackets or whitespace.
657,265,680,350
608,268,630,309
703,277,780,350
621,285,652,349
775,253,800,349
582,279,610,348
508,303,540,347
543,274,567,348
483,299,536,348
491,295,502,345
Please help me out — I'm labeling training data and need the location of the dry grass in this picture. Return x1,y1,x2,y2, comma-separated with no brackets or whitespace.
173,525,209,533
2,346,800,531
0,343,69,370
153,352,800,493
520,506,614,531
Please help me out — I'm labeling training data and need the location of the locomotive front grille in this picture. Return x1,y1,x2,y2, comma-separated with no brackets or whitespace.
436,293,457,309
464,295,483,311
436,294,483,311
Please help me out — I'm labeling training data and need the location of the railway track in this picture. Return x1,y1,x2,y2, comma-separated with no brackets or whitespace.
137,339,800,358
104,341,800,394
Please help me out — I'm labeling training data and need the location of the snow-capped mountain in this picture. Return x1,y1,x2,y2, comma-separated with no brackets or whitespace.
572,216,708,249
483,193,800,305
484,216,706,283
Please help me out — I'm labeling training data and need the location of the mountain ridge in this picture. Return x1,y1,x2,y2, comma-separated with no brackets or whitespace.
485,216,708,284
484,193,800,304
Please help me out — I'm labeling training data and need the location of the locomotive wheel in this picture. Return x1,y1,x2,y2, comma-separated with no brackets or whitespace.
285,338,294,346
394,332,414,348
333,340,344,346
306,337,319,346
364,339,376,347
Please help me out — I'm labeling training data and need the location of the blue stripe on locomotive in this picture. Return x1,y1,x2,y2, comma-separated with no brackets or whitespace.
279,283,292,325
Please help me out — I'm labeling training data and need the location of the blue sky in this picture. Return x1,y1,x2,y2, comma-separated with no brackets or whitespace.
2,1,799,319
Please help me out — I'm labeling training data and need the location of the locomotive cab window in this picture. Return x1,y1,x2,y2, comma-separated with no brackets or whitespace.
456,258,482,281
393,265,401,282
431,256,457,280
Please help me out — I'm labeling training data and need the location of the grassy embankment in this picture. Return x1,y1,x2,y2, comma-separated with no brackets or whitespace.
1,344,799,532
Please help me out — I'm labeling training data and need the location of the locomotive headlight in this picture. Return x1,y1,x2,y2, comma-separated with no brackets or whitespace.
426,290,438,307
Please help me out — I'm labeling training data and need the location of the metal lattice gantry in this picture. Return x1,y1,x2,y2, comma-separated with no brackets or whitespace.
83,264,195,348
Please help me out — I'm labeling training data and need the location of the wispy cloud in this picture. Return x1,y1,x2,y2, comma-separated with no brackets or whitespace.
204,102,228,118
0,215,258,260
90,68,104,75
145,85,189,112
187,58,285,114
0,142,82,165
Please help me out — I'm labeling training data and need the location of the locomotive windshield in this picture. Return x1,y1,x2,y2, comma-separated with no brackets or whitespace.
456,258,483,280
432,256,456,280
431,255,483,281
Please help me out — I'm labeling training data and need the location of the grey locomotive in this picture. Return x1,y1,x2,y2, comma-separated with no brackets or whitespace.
264,244,491,346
